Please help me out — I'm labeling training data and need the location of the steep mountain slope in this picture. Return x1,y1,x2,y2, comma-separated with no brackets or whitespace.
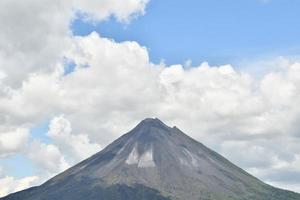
2,118,300,200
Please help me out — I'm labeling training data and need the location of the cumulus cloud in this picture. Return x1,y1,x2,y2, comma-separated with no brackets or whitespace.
0,128,29,158
0,0,71,87
47,115,101,161
27,141,70,176
0,176,39,198
0,0,149,88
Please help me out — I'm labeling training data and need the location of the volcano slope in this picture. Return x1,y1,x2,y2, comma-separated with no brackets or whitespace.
2,118,300,200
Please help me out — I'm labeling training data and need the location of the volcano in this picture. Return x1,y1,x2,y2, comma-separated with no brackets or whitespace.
2,118,300,200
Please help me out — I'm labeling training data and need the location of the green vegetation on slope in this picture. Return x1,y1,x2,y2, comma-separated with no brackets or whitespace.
1,184,171,200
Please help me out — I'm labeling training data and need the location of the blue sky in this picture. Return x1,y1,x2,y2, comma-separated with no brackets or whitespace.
0,122,50,178
72,0,300,66
0,155,35,178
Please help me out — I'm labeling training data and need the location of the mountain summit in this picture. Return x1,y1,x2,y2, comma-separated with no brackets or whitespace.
2,118,300,200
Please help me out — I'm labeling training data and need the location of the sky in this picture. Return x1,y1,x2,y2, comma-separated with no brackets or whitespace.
0,0,300,197
73,0,300,65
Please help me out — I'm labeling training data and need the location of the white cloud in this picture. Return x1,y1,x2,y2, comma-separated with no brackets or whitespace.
0,0,71,88
0,176,39,198
0,0,149,88
27,141,70,176
47,115,101,161
0,128,29,158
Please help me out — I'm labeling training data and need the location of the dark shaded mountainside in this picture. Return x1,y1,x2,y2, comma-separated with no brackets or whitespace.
2,118,300,200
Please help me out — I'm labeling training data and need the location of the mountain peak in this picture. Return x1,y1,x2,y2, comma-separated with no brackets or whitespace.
131,118,171,140
138,118,168,128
